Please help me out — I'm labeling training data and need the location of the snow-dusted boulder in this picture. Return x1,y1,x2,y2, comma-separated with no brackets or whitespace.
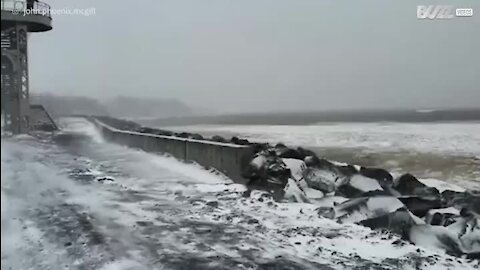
394,173,439,197
398,196,442,218
333,196,430,237
274,144,302,159
441,190,480,215
231,136,250,145
425,207,460,226
419,178,466,192
282,158,306,182
282,159,327,201
314,196,348,213
244,154,268,179
442,190,467,207
303,167,338,193
359,166,393,188
394,173,425,193
334,196,406,224
316,195,422,237
410,217,480,258
337,174,384,198
304,155,320,167
211,135,227,143
243,152,291,200
283,178,309,203
360,208,418,238
302,187,325,200
348,175,383,193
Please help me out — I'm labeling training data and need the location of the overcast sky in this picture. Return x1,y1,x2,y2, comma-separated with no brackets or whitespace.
29,0,479,113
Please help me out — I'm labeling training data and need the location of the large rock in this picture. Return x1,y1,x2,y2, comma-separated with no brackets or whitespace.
468,192,480,215
243,152,291,200
335,164,358,177
244,152,278,180
266,159,291,183
333,196,406,224
274,144,302,159
315,158,340,171
442,190,480,215
296,147,319,162
282,158,306,182
303,167,340,193
188,133,204,140
211,135,227,143
251,143,270,154
359,167,393,188
303,155,321,167
398,196,443,218
282,158,328,200
316,159,358,178
137,127,154,133
314,196,349,210
441,190,465,207
320,196,420,237
283,178,309,203
155,130,173,136
231,136,250,145
302,159,359,194
360,208,417,238
425,207,460,226
409,216,480,258
347,174,384,192
394,173,431,195
176,132,191,138
337,174,384,198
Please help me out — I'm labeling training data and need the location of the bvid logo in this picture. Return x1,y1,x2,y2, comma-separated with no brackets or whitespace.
417,5,454,19
417,5,473,19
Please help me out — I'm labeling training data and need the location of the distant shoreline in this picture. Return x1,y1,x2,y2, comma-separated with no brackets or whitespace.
138,108,480,127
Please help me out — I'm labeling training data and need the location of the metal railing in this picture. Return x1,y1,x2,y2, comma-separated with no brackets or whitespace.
1,0,51,18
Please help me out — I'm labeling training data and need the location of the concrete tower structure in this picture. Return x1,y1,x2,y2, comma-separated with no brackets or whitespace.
1,0,52,134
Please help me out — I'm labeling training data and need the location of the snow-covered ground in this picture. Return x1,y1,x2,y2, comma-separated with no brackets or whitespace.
1,118,479,269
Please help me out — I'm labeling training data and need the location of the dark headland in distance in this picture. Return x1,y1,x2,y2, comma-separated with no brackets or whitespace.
139,108,480,127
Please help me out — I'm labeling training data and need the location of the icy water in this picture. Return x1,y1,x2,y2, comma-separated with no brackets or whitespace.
1,118,479,269
164,122,480,191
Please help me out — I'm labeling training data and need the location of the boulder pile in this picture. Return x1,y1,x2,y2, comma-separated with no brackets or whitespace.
241,143,480,259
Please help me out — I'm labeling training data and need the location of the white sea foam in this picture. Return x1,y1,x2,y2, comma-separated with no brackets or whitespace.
57,117,105,143
165,122,480,157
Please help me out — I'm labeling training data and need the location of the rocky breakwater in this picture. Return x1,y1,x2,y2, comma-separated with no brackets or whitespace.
93,116,479,259
242,143,480,259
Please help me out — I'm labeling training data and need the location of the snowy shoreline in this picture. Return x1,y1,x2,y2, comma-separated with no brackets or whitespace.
86,116,480,259
2,117,479,269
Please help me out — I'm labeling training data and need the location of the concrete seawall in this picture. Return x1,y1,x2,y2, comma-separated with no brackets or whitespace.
91,118,254,184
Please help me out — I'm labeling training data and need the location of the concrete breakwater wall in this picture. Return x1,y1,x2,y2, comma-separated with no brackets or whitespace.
90,118,254,184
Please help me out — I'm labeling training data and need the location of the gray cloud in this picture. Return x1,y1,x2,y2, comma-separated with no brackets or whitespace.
29,0,480,113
